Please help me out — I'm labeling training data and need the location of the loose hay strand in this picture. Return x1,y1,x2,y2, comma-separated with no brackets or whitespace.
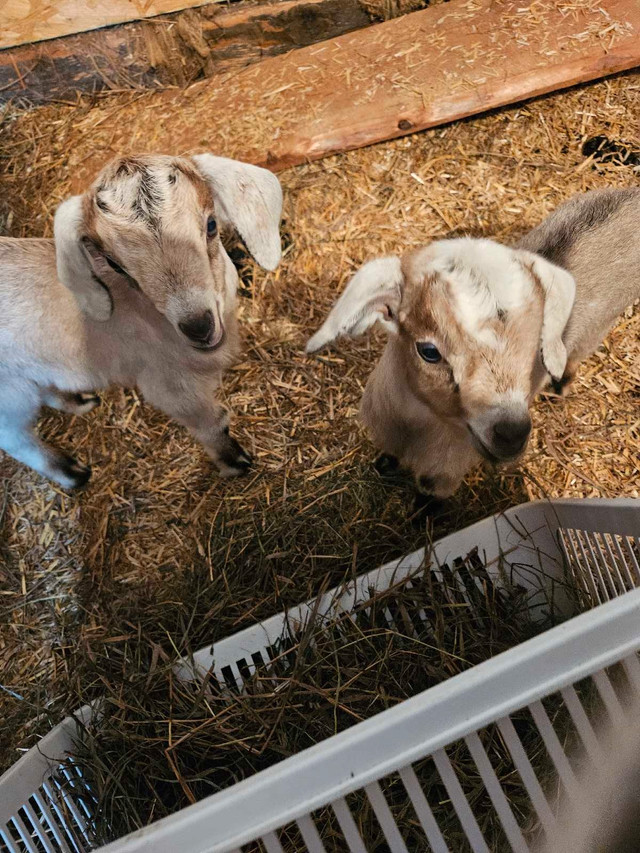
0,50,638,852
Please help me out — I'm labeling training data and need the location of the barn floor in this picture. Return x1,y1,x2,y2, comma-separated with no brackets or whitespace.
0,69,638,799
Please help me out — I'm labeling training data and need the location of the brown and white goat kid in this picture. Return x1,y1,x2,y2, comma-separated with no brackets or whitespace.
307,189,640,499
0,153,282,488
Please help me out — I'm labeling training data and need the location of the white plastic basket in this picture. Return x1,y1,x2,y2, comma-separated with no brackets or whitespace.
0,705,96,853
2,498,639,853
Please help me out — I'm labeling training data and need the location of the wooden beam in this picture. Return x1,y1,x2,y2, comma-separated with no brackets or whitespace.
0,0,369,105
69,0,640,188
0,0,227,50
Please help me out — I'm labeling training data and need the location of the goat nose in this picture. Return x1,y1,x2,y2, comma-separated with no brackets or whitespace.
179,310,215,343
491,416,531,458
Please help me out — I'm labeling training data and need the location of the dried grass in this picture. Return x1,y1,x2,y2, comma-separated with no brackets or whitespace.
73,553,551,849
0,68,638,833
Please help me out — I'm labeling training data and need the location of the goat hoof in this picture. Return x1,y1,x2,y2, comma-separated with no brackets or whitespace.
56,454,92,490
218,436,253,477
374,454,401,478
417,475,436,494
73,393,101,414
548,371,574,399
412,491,444,516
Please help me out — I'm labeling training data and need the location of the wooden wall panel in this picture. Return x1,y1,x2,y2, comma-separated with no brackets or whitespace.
65,0,640,186
0,0,226,49
0,0,369,105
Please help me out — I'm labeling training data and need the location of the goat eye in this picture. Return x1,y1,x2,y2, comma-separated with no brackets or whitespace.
105,256,126,276
416,342,442,364
206,216,218,238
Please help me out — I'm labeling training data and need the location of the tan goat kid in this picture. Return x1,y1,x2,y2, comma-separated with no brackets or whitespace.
0,153,282,488
307,189,640,499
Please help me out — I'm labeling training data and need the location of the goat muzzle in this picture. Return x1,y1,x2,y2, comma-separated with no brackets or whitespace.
179,309,225,351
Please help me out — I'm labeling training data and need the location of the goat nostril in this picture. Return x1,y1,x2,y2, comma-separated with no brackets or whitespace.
492,418,531,454
179,310,214,343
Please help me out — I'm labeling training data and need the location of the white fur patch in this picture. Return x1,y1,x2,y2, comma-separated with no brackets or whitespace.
193,155,283,271
306,256,403,353
428,238,532,346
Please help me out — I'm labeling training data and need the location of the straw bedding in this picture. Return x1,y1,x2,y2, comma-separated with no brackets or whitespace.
0,50,638,846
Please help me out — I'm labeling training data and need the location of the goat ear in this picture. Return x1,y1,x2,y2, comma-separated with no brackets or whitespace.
192,154,283,271
519,250,576,382
54,196,113,322
306,256,404,354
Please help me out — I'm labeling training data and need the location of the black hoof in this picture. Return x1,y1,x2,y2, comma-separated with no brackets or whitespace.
374,454,401,478
417,475,435,494
231,451,253,473
412,491,444,517
549,371,573,398
219,435,253,476
57,454,92,489
75,392,100,406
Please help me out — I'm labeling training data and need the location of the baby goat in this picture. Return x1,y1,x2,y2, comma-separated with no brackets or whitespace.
0,153,282,488
307,188,639,499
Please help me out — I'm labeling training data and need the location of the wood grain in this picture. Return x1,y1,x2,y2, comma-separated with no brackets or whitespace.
0,0,369,105
68,0,640,188
0,0,230,49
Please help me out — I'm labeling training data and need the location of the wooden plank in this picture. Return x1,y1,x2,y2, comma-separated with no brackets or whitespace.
0,0,227,50
0,0,369,105
69,0,640,189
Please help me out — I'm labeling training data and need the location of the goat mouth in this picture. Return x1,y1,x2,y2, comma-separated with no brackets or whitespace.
189,327,225,353
191,336,225,353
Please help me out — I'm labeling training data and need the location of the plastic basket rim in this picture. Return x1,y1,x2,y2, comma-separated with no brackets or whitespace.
3,496,639,853
97,583,640,853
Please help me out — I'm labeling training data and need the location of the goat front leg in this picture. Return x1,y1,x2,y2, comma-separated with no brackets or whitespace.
190,409,253,477
140,377,252,477
0,429,92,489
0,386,91,489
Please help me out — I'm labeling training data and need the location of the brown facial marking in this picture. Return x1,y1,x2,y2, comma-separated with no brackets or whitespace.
174,159,213,210
392,269,469,419
397,255,547,425
518,258,547,364
76,154,230,329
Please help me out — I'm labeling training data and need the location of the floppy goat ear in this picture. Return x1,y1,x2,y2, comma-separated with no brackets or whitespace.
519,250,576,382
192,154,283,271
54,195,113,322
306,256,404,353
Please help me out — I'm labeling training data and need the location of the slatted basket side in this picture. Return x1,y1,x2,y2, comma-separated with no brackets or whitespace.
0,708,96,853
234,653,640,853
181,589,640,853
178,498,582,694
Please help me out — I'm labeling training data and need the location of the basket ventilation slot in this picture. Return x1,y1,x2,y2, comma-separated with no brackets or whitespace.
223,548,509,694
235,653,640,853
0,762,95,853
559,528,640,605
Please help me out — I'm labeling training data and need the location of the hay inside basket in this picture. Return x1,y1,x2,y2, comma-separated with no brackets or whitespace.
60,536,605,852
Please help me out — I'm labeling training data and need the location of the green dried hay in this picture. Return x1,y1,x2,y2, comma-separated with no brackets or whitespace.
67,547,560,849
